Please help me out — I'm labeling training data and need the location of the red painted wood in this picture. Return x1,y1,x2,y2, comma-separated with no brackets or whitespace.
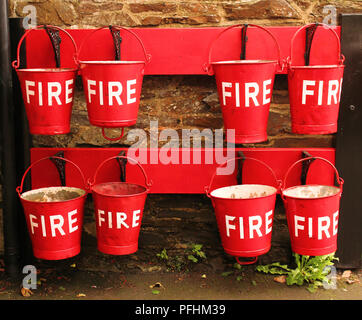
24,26,341,75
27,148,336,194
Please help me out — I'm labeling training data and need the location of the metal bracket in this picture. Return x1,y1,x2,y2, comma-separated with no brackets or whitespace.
109,25,122,61
304,23,318,66
301,151,316,185
236,151,246,185
240,24,248,60
116,151,127,182
49,151,66,186
44,25,61,68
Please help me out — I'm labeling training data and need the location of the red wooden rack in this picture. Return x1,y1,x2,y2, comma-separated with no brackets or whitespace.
25,26,341,194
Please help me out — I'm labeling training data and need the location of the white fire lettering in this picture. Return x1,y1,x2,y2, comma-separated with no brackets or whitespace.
86,79,138,106
221,79,272,108
293,213,339,239
97,209,141,229
301,79,343,106
225,210,273,239
28,210,79,238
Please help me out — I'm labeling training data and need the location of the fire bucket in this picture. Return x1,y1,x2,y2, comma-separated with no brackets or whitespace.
12,25,78,135
204,24,282,144
205,157,281,265
281,156,344,256
77,26,151,141
287,23,345,134
17,156,87,260
89,155,152,255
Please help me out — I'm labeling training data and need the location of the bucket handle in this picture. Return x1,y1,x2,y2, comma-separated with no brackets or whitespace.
89,155,152,191
101,127,125,142
12,25,79,70
281,156,344,200
235,256,258,266
287,23,345,67
16,156,88,197
204,24,283,75
76,25,152,64
205,157,282,198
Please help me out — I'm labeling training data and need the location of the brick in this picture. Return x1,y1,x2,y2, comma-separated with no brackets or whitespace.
141,16,163,26
129,2,177,14
223,0,270,20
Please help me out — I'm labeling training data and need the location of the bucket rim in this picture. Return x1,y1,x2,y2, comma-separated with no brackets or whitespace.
209,184,278,200
289,64,345,69
91,181,148,198
211,59,277,65
16,67,78,73
282,184,341,200
78,60,146,65
20,186,87,204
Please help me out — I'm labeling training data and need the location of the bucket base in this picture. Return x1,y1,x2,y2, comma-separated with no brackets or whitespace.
29,125,70,135
226,132,268,144
224,245,270,258
32,245,80,260
291,244,337,256
90,119,137,128
291,123,337,135
98,242,138,255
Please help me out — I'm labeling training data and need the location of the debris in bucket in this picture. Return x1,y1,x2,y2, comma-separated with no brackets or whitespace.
23,189,83,202
284,186,339,199
230,191,268,199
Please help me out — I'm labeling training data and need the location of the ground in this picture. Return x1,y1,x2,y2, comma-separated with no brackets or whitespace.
0,253,361,301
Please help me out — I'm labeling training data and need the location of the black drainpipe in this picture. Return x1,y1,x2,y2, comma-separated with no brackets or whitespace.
0,1,32,278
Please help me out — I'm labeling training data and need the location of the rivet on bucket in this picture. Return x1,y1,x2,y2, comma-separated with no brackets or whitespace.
89,155,152,255
12,25,78,135
17,156,88,260
205,157,281,265
281,156,344,256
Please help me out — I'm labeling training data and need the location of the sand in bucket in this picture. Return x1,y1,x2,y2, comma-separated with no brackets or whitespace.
21,187,86,202
211,184,277,199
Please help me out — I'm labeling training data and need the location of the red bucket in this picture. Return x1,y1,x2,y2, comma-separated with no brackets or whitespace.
89,155,152,255
17,156,87,260
287,23,345,134
12,25,78,135
205,157,281,265
77,26,151,141
281,156,344,256
205,24,282,144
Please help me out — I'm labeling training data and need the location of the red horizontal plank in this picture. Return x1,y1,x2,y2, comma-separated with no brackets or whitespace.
23,26,341,75
27,148,337,194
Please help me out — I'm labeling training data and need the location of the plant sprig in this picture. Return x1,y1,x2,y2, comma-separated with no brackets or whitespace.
256,253,338,292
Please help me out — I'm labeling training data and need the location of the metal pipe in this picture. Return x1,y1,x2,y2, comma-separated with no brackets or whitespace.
9,17,34,269
0,0,22,277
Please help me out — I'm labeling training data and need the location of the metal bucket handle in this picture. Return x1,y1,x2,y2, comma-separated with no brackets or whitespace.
205,156,282,198
101,128,125,142
16,156,88,197
204,24,283,75
287,23,345,67
281,156,344,200
76,25,152,64
89,155,152,191
12,25,78,70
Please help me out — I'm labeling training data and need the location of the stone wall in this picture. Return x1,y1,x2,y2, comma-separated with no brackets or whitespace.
1,1,361,264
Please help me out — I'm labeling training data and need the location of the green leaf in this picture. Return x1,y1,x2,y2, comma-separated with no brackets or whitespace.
152,290,160,295
221,271,233,277
236,275,243,281
233,263,242,270
187,255,198,263
192,244,203,251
